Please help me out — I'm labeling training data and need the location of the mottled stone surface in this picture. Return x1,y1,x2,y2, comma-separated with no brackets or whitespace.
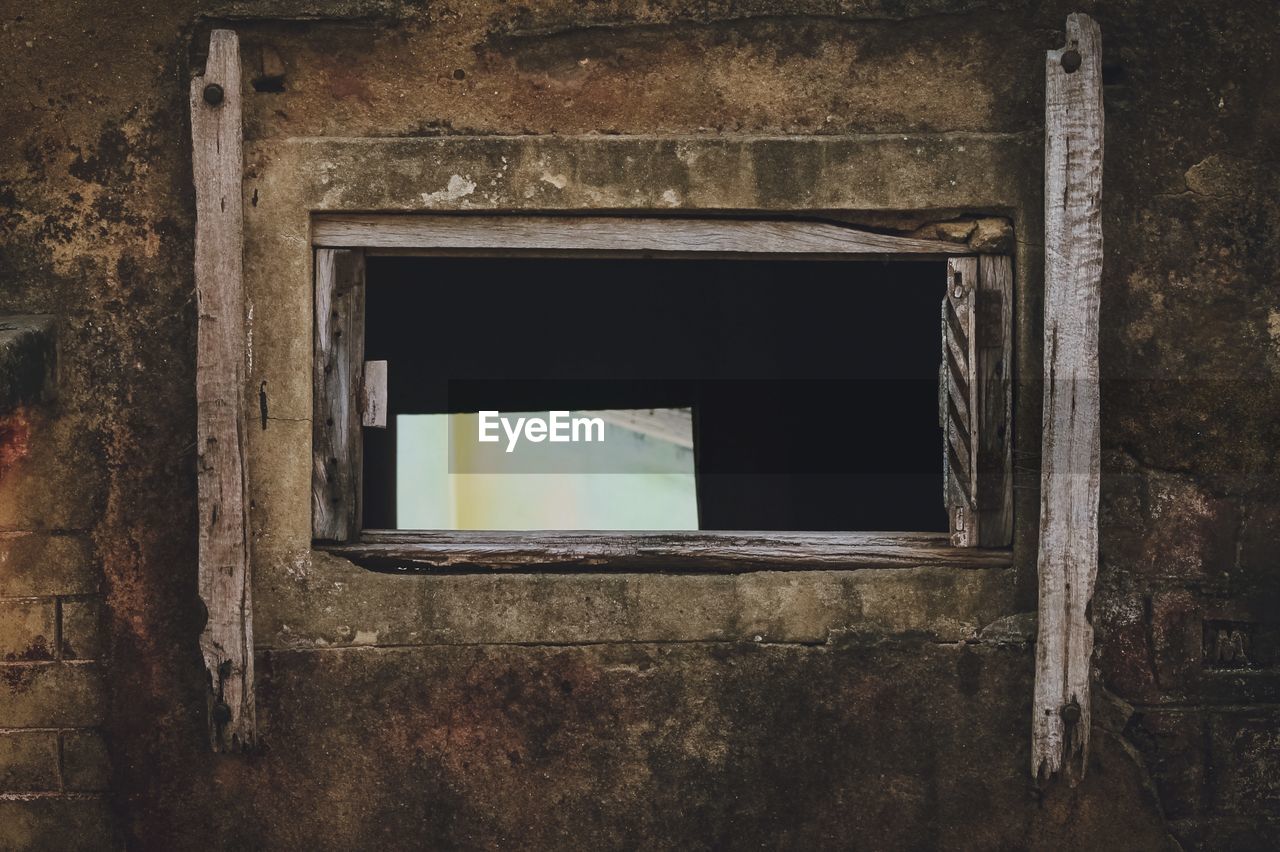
0,0,1277,849
214,641,1170,851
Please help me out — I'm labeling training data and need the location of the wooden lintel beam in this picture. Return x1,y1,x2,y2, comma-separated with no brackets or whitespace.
312,214,962,256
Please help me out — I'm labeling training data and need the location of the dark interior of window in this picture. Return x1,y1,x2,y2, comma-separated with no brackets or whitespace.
363,256,948,532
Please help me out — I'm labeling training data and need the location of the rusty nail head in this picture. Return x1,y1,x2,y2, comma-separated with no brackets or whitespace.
203,83,225,106
1061,49,1082,73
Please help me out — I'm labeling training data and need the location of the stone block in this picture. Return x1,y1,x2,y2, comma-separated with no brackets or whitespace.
1100,466,1238,583
0,532,97,598
1150,589,1203,693
61,730,111,792
0,798,117,852
0,663,105,728
0,411,107,531
60,597,103,661
0,730,59,792
0,599,56,662
1095,606,1160,703
1238,501,1280,603
1210,710,1280,818
1128,710,1206,820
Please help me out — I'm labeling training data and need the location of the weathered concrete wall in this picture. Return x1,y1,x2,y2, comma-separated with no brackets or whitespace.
0,1,1277,849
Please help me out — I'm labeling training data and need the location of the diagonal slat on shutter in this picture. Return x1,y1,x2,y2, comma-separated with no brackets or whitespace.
942,258,980,547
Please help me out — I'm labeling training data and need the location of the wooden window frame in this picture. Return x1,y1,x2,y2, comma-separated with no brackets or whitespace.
195,14,1097,771
309,214,1015,573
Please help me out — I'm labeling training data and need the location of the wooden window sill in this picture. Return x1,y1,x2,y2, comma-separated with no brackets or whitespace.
321,530,1014,575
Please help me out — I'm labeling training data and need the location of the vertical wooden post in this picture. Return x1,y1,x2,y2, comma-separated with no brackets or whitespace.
192,29,254,752
1033,12,1103,783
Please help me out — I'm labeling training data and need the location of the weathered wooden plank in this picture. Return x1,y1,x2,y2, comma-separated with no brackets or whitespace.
192,29,254,752
326,530,1015,574
1033,12,1104,784
977,255,1014,547
361,360,387,428
312,214,962,256
942,257,979,547
313,249,366,541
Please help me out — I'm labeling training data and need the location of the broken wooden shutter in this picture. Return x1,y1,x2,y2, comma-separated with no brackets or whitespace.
941,255,1013,548
1033,12,1103,784
313,248,367,542
362,359,388,428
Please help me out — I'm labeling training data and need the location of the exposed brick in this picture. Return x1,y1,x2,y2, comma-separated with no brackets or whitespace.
0,599,56,662
1100,467,1239,583
59,598,102,661
1151,589,1203,693
1168,817,1280,852
61,730,110,792
0,532,97,598
1238,502,1280,609
0,730,59,792
0,412,108,531
1211,710,1280,818
1129,710,1207,820
0,663,105,728
0,798,117,852
1095,613,1160,703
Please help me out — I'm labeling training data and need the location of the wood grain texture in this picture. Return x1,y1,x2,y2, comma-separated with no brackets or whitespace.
192,29,254,752
327,530,1014,574
942,257,979,547
1033,12,1104,784
313,249,366,542
977,255,1014,548
312,215,962,257
361,360,387,428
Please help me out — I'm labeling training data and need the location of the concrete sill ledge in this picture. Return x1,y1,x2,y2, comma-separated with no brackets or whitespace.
0,315,55,414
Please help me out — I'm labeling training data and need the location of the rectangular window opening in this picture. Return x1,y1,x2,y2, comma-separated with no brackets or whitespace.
361,256,950,533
